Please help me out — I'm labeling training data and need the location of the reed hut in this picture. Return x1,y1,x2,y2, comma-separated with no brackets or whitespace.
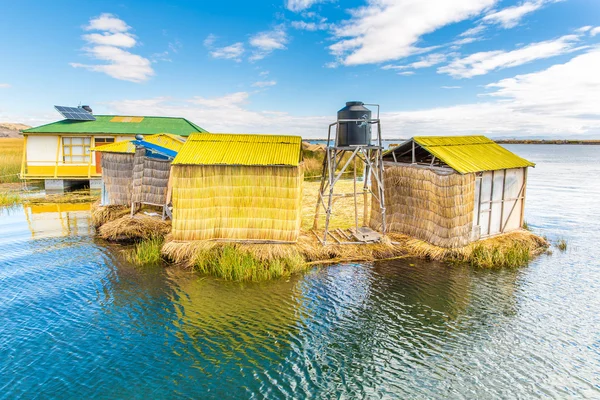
370,136,535,248
94,134,185,206
170,133,303,243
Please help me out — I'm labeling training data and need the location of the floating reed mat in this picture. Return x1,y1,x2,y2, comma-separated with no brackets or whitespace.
98,214,171,242
90,200,130,228
398,230,549,268
101,152,134,206
370,164,476,248
162,229,547,281
170,165,303,242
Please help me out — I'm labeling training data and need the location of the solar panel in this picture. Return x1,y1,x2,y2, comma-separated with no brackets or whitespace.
54,105,96,121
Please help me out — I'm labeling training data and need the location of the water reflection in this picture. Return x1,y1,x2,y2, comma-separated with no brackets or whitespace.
1,145,600,399
25,203,93,239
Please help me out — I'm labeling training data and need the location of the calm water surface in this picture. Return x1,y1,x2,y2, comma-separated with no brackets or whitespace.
1,145,599,399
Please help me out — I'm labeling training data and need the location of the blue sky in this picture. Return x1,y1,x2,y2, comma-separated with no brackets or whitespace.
1,0,599,138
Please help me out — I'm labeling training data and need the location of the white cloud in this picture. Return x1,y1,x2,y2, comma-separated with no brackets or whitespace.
383,53,447,71
251,80,277,88
191,92,250,108
591,27,600,37
106,92,331,135
398,71,415,76
328,0,497,66
286,0,323,12
203,34,217,47
291,20,329,31
438,34,583,78
82,32,136,48
385,49,600,136
0,83,10,88
441,86,461,89
259,70,270,77
103,49,600,138
482,1,544,28
210,42,245,62
71,13,153,83
460,25,486,37
71,46,154,83
249,26,288,61
83,13,130,33
485,49,600,118
576,26,592,33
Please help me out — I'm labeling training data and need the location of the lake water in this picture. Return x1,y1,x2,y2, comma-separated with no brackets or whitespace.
1,145,599,399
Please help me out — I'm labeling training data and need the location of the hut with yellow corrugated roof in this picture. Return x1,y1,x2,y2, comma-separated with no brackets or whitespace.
94,134,185,207
169,133,304,243
371,136,535,248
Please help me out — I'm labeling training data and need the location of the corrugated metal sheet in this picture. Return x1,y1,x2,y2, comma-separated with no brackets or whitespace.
23,115,206,136
110,116,144,123
93,134,185,154
172,133,302,166
412,136,535,174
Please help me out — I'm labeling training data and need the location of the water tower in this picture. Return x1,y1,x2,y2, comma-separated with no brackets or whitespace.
312,102,386,244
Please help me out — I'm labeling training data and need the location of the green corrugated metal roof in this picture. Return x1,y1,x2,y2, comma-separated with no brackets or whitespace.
23,115,207,136
412,135,535,174
172,133,302,166
92,134,185,154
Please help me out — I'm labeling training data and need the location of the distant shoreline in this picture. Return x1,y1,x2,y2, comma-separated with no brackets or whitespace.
495,139,600,145
307,138,600,145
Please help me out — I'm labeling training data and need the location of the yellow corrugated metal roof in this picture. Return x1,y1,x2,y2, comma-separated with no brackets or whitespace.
413,135,535,174
172,133,302,166
93,133,186,154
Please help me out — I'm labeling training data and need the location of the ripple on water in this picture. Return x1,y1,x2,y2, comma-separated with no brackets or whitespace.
1,145,600,399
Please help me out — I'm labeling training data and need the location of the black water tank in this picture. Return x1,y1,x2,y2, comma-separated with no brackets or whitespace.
336,101,371,146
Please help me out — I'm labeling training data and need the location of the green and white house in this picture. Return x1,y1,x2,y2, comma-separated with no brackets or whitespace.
21,115,206,190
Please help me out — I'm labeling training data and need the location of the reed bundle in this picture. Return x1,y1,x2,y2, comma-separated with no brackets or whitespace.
90,200,130,228
101,153,134,205
170,164,303,242
371,164,475,248
98,214,171,242
131,148,172,206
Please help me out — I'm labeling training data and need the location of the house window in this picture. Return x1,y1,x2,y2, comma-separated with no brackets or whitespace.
63,137,91,163
94,137,115,146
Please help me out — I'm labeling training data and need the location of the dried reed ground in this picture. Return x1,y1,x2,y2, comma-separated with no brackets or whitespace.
159,180,548,280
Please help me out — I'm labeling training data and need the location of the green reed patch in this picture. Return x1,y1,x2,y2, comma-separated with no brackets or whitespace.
468,241,532,269
556,238,568,252
0,191,23,207
125,236,165,267
192,245,307,282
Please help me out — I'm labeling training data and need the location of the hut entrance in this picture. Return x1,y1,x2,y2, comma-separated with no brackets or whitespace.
130,139,180,220
312,102,386,245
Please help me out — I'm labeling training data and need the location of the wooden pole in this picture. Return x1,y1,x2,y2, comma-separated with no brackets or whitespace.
54,135,61,178
499,169,507,232
353,156,358,231
20,135,28,178
519,167,528,228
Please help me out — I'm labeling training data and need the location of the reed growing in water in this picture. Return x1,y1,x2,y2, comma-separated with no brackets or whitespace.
125,236,165,267
0,191,22,207
556,238,568,252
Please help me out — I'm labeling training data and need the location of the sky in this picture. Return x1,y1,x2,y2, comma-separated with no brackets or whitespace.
0,0,599,138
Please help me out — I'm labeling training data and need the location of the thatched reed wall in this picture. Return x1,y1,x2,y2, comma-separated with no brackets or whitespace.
171,164,303,242
101,152,134,206
370,163,476,248
132,148,172,206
